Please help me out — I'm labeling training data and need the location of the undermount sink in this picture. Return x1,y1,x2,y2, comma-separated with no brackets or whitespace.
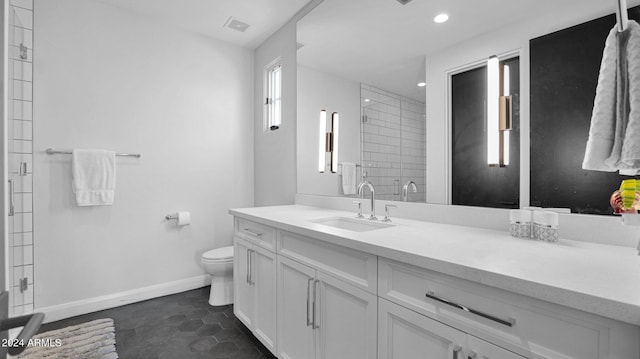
311,217,394,232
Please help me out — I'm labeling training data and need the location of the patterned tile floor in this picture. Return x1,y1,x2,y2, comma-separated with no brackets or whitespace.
38,287,276,359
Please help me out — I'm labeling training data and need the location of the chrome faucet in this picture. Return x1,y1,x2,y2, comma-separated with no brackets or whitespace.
382,204,397,223
402,180,417,202
357,180,376,220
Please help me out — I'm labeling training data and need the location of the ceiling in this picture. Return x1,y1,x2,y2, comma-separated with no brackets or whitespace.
297,0,640,102
99,0,311,49
97,0,640,101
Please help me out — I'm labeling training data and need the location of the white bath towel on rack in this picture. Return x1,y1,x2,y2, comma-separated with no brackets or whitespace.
583,24,620,171
584,20,640,174
619,21,640,173
72,149,116,206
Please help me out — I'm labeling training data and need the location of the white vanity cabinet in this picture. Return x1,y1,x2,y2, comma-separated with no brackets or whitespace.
277,232,378,359
230,209,640,359
378,258,640,359
378,297,468,359
232,219,278,354
379,298,524,359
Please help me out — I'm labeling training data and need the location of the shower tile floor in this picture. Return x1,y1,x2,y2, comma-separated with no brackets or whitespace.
38,287,276,359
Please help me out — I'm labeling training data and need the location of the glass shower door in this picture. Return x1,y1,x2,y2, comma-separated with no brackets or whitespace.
7,0,34,316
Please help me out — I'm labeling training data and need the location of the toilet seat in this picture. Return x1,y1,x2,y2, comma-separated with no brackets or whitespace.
203,246,234,262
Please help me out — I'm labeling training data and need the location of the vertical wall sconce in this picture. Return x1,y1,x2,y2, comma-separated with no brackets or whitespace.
331,112,340,173
500,64,511,166
318,110,327,172
487,56,512,167
318,110,340,173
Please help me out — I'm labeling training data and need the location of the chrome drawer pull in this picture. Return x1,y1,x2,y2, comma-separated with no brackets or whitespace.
425,291,515,327
243,228,263,237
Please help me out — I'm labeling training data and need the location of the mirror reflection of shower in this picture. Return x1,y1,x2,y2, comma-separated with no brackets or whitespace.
360,84,426,202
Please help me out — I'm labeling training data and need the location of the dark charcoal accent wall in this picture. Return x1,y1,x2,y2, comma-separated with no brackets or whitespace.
452,57,520,209
530,6,640,215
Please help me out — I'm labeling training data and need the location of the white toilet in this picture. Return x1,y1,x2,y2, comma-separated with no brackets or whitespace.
201,246,234,306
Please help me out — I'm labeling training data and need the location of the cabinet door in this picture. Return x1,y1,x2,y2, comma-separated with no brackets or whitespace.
379,298,467,359
315,271,377,359
233,236,254,328
253,245,277,354
467,335,526,359
277,256,316,359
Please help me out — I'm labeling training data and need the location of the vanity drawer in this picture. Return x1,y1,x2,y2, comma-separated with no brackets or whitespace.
234,217,276,251
378,258,639,359
277,230,377,294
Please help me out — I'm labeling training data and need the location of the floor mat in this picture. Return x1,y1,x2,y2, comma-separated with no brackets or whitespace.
17,318,117,359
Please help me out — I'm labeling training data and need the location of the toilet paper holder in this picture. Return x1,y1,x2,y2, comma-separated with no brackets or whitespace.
165,212,191,226
165,213,178,220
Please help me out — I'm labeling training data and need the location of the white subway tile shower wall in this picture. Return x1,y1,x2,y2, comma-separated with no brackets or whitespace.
361,84,426,202
8,0,34,315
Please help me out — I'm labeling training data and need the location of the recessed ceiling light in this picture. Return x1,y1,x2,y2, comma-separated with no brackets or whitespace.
224,17,250,32
434,13,449,24
417,82,426,87
364,98,371,102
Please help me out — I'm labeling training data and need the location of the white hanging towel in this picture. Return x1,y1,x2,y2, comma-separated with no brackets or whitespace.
341,162,357,195
72,149,116,206
583,20,640,174
619,21,640,174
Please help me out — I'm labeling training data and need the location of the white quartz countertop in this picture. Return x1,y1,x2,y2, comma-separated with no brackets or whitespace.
229,205,640,326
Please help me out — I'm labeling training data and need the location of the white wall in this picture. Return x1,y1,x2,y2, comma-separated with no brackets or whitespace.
253,20,297,206
33,0,253,312
297,65,360,197
425,2,639,205
253,0,323,207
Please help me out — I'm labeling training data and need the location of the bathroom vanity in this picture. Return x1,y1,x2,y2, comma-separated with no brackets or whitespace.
230,205,640,359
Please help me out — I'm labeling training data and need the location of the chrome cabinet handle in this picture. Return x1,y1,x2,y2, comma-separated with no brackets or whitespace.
249,250,255,285
426,291,515,327
246,249,251,284
312,279,320,329
8,179,14,216
243,228,263,237
452,345,462,359
306,278,314,327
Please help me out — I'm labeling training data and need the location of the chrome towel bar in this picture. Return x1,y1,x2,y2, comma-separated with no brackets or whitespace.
46,148,141,158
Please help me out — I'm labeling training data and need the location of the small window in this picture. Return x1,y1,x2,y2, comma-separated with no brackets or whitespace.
264,58,282,131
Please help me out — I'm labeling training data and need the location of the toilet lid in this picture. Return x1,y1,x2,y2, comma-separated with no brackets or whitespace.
203,246,234,261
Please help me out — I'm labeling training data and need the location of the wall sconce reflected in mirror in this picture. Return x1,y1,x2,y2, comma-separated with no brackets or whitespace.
318,110,340,173
331,112,339,173
318,110,327,172
487,56,512,167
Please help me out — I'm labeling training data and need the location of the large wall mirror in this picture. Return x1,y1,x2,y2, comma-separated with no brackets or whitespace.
296,0,640,214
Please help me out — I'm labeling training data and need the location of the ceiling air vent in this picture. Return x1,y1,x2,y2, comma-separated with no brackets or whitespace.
223,17,250,32
396,0,413,4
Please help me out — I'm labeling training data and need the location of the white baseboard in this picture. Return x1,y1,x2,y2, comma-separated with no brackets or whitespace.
36,275,211,323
